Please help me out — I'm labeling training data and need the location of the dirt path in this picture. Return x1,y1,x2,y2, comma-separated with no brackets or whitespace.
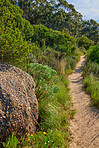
68,56,99,148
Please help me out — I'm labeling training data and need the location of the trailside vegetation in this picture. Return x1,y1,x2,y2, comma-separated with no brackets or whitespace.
82,45,99,108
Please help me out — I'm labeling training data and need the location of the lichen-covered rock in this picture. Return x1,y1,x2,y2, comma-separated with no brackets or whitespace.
0,63,38,138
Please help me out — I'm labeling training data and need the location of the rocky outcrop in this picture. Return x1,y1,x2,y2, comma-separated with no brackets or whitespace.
0,63,38,138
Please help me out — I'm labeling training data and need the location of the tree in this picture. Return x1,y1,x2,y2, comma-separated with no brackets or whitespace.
9,0,83,37
81,19,99,44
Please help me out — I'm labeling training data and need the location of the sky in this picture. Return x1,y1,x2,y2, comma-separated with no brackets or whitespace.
66,0,99,21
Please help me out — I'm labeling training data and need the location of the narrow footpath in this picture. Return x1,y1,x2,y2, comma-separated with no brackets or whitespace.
68,56,99,148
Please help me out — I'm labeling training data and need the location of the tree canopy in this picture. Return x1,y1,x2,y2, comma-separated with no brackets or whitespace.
8,0,99,43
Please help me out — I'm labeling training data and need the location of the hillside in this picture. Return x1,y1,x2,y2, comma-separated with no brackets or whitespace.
0,0,99,148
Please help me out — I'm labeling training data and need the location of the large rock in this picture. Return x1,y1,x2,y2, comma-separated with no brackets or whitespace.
0,63,38,138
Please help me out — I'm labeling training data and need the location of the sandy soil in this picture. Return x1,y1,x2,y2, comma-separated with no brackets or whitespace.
68,56,99,148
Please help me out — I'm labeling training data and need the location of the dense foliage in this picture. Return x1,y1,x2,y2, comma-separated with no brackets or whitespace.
9,0,99,43
77,36,94,50
87,46,99,64
0,0,33,69
31,25,76,52
1,0,34,40
9,0,82,36
81,19,99,44
0,0,81,72
82,45,99,108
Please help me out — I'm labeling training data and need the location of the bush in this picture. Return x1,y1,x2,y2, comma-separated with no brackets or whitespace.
83,75,99,108
27,63,60,130
87,45,99,64
0,26,32,69
77,35,94,50
31,25,76,54
0,3,32,69
27,63,59,100
27,64,73,144
82,61,99,79
0,0,34,40
82,45,99,108
65,57,76,70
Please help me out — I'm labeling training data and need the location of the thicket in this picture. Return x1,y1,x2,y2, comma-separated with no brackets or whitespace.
0,0,33,69
1,0,34,40
77,36,94,50
30,25,80,72
82,45,99,108
87,45,99,64
31,25,76,50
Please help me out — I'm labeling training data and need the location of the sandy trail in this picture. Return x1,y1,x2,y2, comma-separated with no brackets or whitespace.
68,56,99,148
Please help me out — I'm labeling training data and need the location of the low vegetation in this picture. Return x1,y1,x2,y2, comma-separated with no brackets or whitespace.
82,45,99,108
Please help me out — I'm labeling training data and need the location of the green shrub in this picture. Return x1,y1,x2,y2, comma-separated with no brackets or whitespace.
27,63,61,130
27,63,59,100
0,0,34,40
65,57,76,70
0,3,32,69
82,61,99,79
77,35,94,50
83,75,99,108
28,67,73,144
31,25,76,55
82,45,99,108
0,26,32,69
87,45,99,64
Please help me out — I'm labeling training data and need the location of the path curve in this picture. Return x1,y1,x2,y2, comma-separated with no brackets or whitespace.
68,56,99,148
